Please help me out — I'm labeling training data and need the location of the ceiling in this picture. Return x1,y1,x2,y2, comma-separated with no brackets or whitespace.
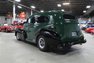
0,0,94,16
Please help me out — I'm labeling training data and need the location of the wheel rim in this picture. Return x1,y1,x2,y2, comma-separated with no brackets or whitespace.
16,33,20,39
38,38,45,49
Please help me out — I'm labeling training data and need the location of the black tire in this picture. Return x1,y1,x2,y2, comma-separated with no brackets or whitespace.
16,32,21,41
21,32,26,41
37,35,49,52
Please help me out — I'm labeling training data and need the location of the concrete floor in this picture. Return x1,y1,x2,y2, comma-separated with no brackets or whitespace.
0,32,94,63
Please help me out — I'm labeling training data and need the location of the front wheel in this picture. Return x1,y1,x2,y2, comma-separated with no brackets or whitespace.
21,32,26,41
16,32,21,41
37,35,49,52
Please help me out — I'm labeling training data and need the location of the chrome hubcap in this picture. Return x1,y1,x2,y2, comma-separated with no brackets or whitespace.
38,38,45,49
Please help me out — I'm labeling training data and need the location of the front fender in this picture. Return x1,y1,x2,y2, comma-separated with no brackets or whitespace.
15,29,22,36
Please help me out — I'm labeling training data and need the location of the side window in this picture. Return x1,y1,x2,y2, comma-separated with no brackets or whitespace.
31,17,35,23
27,16,35,24
28,15,49,24
37,16,49,23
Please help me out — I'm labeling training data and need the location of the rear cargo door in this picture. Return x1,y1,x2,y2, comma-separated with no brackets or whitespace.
63,14,80,38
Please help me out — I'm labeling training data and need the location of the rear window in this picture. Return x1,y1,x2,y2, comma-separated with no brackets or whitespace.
63,14,75,19
63,14,78,24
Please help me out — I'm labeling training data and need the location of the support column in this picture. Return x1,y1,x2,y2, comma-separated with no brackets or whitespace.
13,1,16,22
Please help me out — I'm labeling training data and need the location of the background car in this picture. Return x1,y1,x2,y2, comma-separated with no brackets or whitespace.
85,23,94,33
0,24,14,32
85,27,94,33
14,23,24,30
0,26,2,32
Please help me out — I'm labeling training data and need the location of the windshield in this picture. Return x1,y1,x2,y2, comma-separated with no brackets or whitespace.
63,14,75,19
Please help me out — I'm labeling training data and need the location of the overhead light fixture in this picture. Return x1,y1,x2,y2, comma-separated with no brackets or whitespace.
31,6,36,9
57,4,61,7
17,6,22,9
86,5,91,9
83,10,86,13
40,10,44,12
63,2,70,5
15,0,21,2
61,9,64,12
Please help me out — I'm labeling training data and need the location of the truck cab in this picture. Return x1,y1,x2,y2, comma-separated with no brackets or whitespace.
15,11,86,51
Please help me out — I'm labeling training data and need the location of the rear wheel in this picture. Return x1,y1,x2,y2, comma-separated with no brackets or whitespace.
37,35,49,52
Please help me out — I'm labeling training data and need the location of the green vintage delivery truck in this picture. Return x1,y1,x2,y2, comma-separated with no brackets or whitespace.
15,11,86,51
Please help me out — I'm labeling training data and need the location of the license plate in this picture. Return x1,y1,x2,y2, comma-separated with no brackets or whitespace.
72,32,77,36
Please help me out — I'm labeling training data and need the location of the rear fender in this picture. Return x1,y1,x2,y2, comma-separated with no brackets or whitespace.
36,30,60,40
36,30,61,48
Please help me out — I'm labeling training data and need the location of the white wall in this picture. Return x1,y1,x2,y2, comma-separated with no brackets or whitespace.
0,16,6,25
7,18,12,25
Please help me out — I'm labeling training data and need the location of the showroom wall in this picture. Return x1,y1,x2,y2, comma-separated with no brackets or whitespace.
0,16,13,25
7,18,12,25
0,16,6,25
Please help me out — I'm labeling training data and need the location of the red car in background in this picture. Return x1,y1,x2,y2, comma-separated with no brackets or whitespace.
85,27,94,33
5,26,14,32
0,26,2,32
91,30,94,34
0,24,14,32
0,21,24,32
15,23,24,30
12,21,24,30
